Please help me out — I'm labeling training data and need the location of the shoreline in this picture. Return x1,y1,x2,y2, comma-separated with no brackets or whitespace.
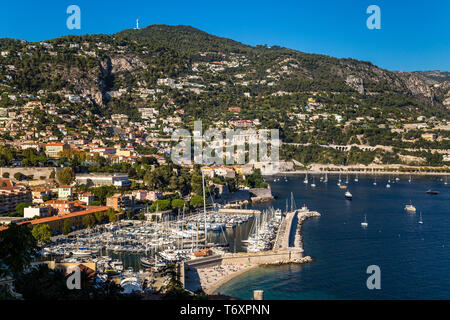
206,264,260,295
207,211,321,296
270,170,449,176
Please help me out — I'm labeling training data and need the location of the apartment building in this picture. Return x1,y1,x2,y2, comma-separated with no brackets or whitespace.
106,194,135,211
0,180,32,215
45,142,70,158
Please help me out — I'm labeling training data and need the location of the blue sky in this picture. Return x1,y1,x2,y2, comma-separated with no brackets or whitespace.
0,0,449,71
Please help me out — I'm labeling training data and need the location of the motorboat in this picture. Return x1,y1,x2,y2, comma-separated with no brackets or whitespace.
361,215,368,227
405,202,416,213
140,257,154,267
345,190,352,200
120,277,142,294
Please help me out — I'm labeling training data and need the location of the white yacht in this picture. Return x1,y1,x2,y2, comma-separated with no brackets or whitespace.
405,201,416,213
120,277,142,294
345,190,352,200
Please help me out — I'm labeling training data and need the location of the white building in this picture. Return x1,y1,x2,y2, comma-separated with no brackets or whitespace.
75,174,131,188
24,207,49,219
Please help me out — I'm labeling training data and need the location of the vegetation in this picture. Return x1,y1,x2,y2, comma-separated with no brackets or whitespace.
32,224,51,244
0,224,38,278
57,167,75,185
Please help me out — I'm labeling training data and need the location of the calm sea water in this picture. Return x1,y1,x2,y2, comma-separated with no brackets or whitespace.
216,174,450,300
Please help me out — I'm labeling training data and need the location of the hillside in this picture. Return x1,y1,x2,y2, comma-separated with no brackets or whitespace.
0,25,449,163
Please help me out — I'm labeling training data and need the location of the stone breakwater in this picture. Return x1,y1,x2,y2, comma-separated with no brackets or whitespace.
264,255,314,266
295,209,321,250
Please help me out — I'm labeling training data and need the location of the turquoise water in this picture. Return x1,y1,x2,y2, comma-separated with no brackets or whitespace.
216,175,450,299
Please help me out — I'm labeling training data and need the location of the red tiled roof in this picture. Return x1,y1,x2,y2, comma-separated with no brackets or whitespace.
17,206,109,226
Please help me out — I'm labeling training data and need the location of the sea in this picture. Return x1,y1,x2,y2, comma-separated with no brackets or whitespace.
215,174,450,300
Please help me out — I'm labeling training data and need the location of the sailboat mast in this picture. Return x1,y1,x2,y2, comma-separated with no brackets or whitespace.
202,169,207,244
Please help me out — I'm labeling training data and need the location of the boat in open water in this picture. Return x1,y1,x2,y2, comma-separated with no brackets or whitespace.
345,190,352,200
405,202,416,213
361,214,368,227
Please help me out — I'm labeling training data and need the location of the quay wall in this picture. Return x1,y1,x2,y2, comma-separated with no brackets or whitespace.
218,208,261,215
184,250,302,270
221,250,302,265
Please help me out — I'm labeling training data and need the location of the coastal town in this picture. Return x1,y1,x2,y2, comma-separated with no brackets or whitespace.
0,16,449,303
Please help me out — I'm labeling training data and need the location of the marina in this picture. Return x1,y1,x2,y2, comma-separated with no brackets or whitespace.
34,173,447,298
216,174,449,299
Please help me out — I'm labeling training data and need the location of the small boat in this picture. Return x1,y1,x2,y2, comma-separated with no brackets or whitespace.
386,183,391,188
323,173,328,183
140,257,154,267
405,202,416,213
354,174,359,182
395,177,400,182
226,219,237,228
345,174,349,184
304,172,308,184
444,177,448,185
373,177,377,186
311,177,316,187
71,248,92,256
339,185,347,189
418,212,423,224
345,190,352,200
426,189,439,195
361,214,368,227
408,175,412,183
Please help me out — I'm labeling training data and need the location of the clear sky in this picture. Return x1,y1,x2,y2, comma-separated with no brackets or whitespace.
0,0,449,72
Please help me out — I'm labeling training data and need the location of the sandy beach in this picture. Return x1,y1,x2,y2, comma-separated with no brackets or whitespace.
185,264,258,295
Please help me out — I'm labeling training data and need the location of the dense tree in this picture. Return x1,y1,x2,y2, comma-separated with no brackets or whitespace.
0,224,38,278
57,167,75,185
32,224,51,244
15,202,31,216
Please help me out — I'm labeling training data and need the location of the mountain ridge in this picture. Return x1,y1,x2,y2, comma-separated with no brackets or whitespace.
0,24,449,119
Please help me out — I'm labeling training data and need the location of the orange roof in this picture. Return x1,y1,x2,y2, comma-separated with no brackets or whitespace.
17,206,109,226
